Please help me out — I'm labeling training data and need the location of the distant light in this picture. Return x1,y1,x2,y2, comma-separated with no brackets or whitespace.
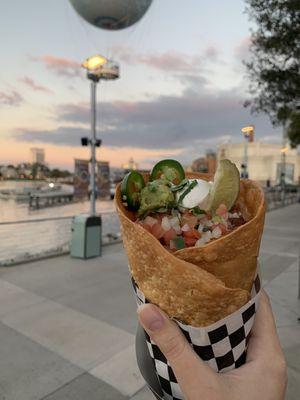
281,146,288,153
82,55,107,72
49,182,55,188
241,125,254,134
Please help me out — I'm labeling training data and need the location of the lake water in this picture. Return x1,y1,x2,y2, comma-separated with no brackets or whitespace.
0,181,120,265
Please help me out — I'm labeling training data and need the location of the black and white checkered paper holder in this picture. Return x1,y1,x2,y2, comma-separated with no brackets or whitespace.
133,274,261,400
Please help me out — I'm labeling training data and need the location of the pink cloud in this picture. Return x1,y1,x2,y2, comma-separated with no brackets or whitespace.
112,45,219,74
19,76,53,93
0,90,23,106
30,55,81,77
234,36,252,60
139,51,201,73
204,46,219,60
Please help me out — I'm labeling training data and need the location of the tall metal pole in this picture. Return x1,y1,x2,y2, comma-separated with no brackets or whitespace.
90,80,97,215
281,122,287,207
243,135,248,178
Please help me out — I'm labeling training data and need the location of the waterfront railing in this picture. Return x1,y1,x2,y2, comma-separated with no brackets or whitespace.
0,188,299,266
0,211,120,266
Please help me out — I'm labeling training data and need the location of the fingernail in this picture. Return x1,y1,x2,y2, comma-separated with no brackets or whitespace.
138,304,164,332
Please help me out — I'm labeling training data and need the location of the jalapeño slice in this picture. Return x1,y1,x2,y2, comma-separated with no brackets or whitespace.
121,171,145,211
150,159,185,184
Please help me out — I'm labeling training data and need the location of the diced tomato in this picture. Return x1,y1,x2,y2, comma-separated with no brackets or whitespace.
181,213,198,229
183,229,201,240
219,224,227,234
163,228,177,246
184,237,198,247
151,222,165,239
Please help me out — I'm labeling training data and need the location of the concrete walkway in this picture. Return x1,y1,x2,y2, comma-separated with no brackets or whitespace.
0,204,299,400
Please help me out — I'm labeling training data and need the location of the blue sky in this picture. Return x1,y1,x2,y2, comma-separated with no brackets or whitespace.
0,0,281,170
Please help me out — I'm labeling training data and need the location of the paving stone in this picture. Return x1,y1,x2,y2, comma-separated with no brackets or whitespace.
276,325,300,350
130,385,154,400
55,273,138,334
2,298,134,370
265,263,300,315
0,279,45,318
0,245,126,300
259,254,296,283
283,345,300,374
42,373,127,400
269,299,299,327
0,322,83,400
90,344,145,397
286,368,300,400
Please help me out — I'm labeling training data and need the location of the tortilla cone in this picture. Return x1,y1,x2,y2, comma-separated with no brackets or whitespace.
115,172,266,327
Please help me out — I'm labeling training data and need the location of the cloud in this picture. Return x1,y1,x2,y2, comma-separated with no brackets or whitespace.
19,76,53,93
139,51,203,73
30,55,82,78
112,45,219,74
0,90,23,106
14,86,281,153
204,46,219,61
234,36,252,61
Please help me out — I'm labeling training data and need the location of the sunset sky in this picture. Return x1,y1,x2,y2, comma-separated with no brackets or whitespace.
0,0,282,171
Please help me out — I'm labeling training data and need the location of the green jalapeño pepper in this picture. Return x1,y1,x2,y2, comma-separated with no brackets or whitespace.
150,159,185,185
121,171,145,211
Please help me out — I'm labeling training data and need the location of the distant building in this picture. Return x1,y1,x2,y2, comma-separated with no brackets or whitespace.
30,148,45,165
218,141,300,184
122,157,138,171
192,151,217,175
17,163,32,179
0,166,18,179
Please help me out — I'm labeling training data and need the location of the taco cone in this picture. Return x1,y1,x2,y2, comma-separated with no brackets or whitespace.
115,172,265,327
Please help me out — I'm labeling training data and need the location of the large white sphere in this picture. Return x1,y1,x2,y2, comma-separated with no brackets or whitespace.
69,0,153,30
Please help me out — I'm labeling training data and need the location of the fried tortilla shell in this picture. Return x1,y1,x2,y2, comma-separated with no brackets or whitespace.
115,172,265,326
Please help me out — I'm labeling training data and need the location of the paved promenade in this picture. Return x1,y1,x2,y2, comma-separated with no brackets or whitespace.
0,204,299,400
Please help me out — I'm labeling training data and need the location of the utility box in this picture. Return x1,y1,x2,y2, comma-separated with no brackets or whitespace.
70,214,102,259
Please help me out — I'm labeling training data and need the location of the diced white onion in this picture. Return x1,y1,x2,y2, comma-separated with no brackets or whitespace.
197,223,204,232
181,223,190,232
161,216,171,231
195,238,206,247
202,231,212,243
169,216,180,228
212,226,222,238
228,212,239,218
144,216,157,227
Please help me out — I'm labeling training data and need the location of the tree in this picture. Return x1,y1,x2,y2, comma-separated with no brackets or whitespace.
287,109,300,147
244,0,300,146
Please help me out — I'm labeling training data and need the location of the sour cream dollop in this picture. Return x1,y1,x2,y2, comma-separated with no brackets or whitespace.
176,179,212,209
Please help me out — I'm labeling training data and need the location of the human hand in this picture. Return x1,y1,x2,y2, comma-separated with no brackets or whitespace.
138,290,287,400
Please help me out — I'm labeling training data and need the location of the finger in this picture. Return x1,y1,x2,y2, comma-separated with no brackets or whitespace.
138,304,217,392
247,290,284,362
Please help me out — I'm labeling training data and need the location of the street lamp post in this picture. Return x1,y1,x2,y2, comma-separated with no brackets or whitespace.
241,125,254,179
82,55,119,215
280,143,288,206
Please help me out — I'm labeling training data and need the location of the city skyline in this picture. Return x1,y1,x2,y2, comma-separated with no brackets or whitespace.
0,0,283,171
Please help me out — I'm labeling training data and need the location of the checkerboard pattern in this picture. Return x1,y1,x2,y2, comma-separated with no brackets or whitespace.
133,275,261,400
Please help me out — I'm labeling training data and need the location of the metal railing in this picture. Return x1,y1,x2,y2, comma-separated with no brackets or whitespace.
0,188,299,267
264,187,300,211
0,212,121,266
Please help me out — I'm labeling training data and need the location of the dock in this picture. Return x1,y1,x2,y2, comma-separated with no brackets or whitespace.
29,191,74,209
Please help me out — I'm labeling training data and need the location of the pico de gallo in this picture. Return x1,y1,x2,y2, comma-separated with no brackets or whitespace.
120,159,245,251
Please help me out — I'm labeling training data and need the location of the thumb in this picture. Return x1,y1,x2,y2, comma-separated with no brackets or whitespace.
137,304,217,393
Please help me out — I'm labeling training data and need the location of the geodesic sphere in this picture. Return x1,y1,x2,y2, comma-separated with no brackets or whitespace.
69,0,153,30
